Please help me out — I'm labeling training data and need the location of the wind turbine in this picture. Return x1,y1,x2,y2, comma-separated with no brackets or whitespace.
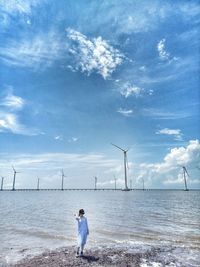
142,177,145,190
182,166,189,191
37,177,40,190
12,166,20,191
61,169,67,190
130,179,132,190
111,143,130,191
94,176,97,190
114,175,117,190
1,176,4,191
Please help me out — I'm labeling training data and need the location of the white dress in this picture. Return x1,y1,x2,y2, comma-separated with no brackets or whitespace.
76,216,89,246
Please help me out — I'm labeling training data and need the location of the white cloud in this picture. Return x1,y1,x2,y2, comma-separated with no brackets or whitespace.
0,31,63,69
120,82,144,98
0,0,41,14
157,38,178,63
139,66,146,71
0,92,25,110
97,178,124,188
68,137,79,143
54,135,63,141
117,108,133,117
136,140,200,188
66,28,124,79
148,89,154,96
0,0,43,28
0,152,123,189
156,128,183,141
0,89,41,136
0,112,40,136
157,39,170,60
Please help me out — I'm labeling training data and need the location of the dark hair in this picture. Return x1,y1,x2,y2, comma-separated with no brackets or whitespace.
79,209,85,215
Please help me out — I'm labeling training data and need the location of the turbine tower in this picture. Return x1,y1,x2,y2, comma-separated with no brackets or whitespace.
37,177,40,190
61,170,66,190
114,175,117,190
1,176,4,191
182,166,189,191
12,166,20,191
142,178,145,190
111,143,129,191
94,176,97,190
130,179,132,190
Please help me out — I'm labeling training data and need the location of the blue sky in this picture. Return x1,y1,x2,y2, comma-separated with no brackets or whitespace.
0,0,200,189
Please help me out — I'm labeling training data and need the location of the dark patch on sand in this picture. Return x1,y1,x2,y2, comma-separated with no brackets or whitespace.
9,246,161,267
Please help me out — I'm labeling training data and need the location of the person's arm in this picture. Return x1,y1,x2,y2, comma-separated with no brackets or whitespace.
86,218,89,235
74,214,79,221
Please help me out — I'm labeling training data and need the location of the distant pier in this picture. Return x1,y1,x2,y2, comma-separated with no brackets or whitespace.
1,188,125,191
0,188,195,192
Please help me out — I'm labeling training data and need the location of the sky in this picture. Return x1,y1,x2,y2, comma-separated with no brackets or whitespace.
0,0,200,190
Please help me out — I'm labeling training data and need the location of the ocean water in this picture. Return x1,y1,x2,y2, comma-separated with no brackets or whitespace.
0,190,199,266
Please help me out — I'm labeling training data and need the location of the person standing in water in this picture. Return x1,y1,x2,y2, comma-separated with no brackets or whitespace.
74,209,89,256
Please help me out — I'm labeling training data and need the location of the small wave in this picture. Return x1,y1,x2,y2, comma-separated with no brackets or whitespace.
14,228,67,240
91,242,200,267
139,246,200,267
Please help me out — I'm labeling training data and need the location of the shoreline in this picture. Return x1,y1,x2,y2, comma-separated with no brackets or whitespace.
1,243,199,266
8,245,161,267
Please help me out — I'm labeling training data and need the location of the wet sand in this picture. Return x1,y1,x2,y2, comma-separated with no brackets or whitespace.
10,246,161,267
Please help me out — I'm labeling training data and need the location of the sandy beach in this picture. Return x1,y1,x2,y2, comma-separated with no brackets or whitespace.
9,245,162,267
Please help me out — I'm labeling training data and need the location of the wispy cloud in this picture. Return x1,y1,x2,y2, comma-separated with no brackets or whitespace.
143,108,190,120
119,82,144,98
54,136,78,142
0,112,40,136
87,2,200,37
0,0,43,27
54,135,63,141
156,128,183,141
0,91,25,110
66,28,124,79
97,178,124,188
68,137,79,143
0,31,63,69
0,89,41,136
0,0,41,14
117,108,133,117
0,152,123,189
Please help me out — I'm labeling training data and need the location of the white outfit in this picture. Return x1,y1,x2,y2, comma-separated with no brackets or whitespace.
76,216,89,247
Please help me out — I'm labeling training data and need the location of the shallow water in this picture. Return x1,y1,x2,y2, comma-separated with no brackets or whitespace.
0,190,199,266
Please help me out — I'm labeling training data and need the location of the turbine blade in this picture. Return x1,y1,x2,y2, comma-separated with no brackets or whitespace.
111,143,125,152
184,167,190,177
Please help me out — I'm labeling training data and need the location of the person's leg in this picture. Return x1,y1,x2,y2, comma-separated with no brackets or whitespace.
80,244,84,255
76,246,80,256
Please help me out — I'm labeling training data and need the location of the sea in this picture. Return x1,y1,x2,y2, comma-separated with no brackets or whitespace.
0,190,199,266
